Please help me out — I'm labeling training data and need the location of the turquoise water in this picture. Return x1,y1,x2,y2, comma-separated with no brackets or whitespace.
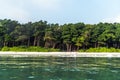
0,57,120,80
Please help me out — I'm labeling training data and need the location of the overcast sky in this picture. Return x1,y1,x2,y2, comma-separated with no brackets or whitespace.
0,0,120,24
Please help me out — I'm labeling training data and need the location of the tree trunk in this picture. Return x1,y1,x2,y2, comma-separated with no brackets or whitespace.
44,42,47,48
52,43,56,48
77,46,80,51
4,42,6,47
66,44,69,51
106,42,109,48
12,41,15,47
95,42,97,48
37,36,40,46
44,40,49,48
69,44,72,51
66,44,72,51
27,38,30,47
118,42,120,49
34,36,37,46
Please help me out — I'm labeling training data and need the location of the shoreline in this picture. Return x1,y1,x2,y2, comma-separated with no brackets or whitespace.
0,52,120,57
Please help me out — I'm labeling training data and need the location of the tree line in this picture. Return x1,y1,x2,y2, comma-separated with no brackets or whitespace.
0,19,120,51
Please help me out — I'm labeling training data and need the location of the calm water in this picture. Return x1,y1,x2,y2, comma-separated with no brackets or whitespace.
0,57,120,80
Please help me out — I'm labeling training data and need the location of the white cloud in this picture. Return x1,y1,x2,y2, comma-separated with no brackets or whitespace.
30,0,61,11
0,0,62,23
102,15,120,23
0,0,30,23
4,8,30,23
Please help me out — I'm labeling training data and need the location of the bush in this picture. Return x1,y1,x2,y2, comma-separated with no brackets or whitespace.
79,47,120,52
1,46,61,52
1,46,10,51
79,49,85,52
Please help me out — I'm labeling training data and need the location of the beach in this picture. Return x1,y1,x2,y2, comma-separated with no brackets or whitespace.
0,52,120,57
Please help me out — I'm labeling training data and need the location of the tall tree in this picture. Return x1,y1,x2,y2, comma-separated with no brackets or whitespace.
44,24,62,48
33,20,47,46
0,19,19,46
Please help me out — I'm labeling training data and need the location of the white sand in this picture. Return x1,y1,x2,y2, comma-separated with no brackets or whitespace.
0,52,120,57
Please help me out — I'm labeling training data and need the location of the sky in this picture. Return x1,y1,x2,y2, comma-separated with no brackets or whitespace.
0,0,120,24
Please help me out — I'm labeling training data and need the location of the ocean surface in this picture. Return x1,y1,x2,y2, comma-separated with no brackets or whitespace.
0,57,120,80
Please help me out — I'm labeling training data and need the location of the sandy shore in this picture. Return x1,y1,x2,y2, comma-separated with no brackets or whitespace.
0,52,120,57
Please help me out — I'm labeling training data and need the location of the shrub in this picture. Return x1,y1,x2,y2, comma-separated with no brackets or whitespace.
1,46,61,52
79,47,120,52
1,46,10,51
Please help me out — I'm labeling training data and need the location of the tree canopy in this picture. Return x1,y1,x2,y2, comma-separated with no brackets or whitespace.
0,19,120,51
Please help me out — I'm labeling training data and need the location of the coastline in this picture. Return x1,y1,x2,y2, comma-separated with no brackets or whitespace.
0,52,120,57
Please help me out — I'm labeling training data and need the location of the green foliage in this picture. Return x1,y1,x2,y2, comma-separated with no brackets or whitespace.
1,46,60,52
1,46,10,51
78,49,85,52
1,19,120,52
79,47,120,52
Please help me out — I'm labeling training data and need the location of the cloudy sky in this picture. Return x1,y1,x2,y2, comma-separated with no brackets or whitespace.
0,0,120,24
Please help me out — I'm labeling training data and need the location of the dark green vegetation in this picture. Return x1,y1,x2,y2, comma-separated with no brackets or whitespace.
0,57,120,80
1,19,120,51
